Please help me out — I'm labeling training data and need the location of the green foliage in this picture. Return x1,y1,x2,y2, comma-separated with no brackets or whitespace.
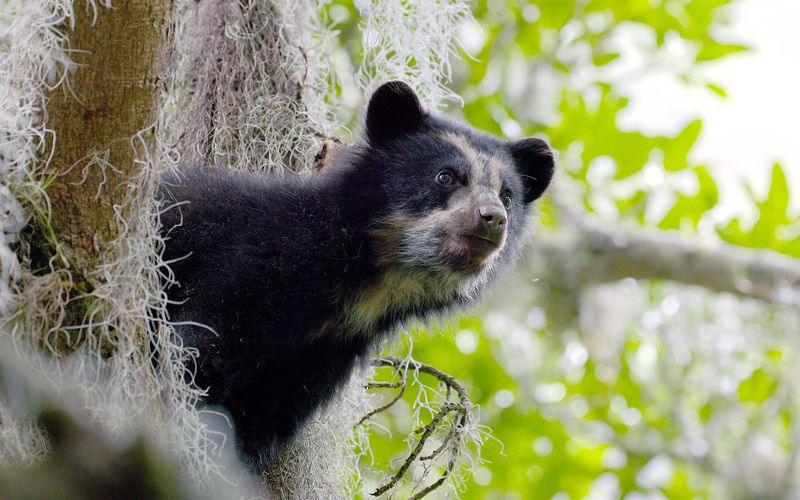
658,166,718,230
327,0,797,497
719,163,800,257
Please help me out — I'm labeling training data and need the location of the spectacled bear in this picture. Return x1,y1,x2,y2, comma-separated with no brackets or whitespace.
158,81,555,471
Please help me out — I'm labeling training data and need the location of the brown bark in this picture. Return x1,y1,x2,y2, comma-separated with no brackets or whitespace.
527,220,800,307
45,0,172,271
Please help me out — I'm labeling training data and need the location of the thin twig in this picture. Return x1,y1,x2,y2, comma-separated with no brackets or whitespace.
371,403,460,496
371,357,470,406
357,376,407,426
410,452,460,500
366,382,403,389
364,357,473,498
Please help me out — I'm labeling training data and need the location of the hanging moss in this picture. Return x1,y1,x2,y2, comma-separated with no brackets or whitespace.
1,0,475,496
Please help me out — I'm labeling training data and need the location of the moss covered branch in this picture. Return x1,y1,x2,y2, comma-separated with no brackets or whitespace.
364,357,473,499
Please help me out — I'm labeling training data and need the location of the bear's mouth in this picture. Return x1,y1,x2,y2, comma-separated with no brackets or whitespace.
439,233,503,272
460,234,500,254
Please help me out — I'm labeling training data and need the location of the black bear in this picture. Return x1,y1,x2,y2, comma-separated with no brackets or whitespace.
159,81,554,470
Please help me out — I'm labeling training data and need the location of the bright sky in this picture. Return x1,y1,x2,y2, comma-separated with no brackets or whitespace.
617,0,800,211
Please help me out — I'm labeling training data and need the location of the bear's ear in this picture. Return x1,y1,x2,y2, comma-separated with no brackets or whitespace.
365,81,425,145
508,137,555,204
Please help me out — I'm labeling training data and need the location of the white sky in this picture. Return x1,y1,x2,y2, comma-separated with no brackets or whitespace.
616,0,800,211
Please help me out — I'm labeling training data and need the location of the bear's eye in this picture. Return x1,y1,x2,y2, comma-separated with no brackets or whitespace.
436,169,457,187
501,190,513,210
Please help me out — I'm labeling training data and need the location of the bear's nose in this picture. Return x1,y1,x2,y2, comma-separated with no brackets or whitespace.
478,205,507,231
476,205,507,245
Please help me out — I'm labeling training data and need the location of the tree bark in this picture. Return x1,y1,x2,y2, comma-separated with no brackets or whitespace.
45,0,172,271
530,222,800,306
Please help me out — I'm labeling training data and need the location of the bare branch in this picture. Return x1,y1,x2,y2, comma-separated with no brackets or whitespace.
357,362,408,426
370,357,470,405
363,357,472,499
371,403,460,497
529,219,800,307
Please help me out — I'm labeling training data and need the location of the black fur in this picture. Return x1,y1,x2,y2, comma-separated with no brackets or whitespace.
509,137,556,203
159,81,554,471
365,80,425,145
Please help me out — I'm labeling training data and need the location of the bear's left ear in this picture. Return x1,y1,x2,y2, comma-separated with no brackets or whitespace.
365,81,425,145
508,137,555,204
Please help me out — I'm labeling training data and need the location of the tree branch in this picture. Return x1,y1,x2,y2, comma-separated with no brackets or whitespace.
529,217,800,307
363,357,472,499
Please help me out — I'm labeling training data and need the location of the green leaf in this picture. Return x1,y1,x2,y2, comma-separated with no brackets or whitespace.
698,402,713,422
615,190,647,223
704,81,728,98
663,119,702,171
594,52,620,66
551,59,571,74
695,166,719,205
658,166,718,230
747,163,791,247
696,41,749,62
765,162,790,222
737,368,778,403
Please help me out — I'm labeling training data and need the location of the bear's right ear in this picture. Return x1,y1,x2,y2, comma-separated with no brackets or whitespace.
365,81,425,145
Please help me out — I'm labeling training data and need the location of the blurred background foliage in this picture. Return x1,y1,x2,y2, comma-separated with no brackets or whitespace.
323,0,799,498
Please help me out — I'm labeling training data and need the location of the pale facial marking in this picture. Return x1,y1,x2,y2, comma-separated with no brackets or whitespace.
443,132,511,192
486,155,507,192
336,207,507,338
443,132,484,185
371,207,503,279
370,209,458,269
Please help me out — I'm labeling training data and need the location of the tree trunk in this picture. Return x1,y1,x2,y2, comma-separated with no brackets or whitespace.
45,0,172,272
